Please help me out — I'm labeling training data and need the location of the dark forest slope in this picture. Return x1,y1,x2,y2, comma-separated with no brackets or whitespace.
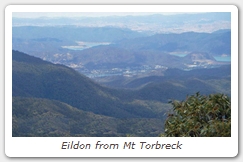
12,97,165,137
12,50,165,119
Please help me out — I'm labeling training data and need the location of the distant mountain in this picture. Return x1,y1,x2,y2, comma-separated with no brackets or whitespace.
164,65,230,79
13,13,230,26
71,49,221,72
212,29,231,34
182,52,216,64
12,26,146,42
114,31,231,56
12,26,147,60
70,46,184,69
12,25,231,76
13,12,230,33
184,51,215,60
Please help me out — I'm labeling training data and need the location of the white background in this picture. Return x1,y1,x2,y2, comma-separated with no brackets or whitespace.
1,0,242,162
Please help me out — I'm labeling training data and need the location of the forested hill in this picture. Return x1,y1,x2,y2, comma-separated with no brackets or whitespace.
12,50,173,136
12,50,167,119
12,50,230,136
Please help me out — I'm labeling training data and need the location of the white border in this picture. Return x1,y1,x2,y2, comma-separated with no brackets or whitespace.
5,5,238,157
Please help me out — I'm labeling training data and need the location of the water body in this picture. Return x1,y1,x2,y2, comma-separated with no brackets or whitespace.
62,42,111,50
170,53,231,62
213,56,231,62
169,53,188,57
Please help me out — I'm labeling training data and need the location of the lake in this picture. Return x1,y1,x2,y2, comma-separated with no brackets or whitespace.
213,56,231,62
170,53,231,62
62,41,111,50
169,53,188,57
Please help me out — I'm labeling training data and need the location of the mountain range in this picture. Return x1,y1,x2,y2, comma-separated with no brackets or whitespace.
12,50,171,137
13,12,230,33
112,30,231,55
12,27,230,77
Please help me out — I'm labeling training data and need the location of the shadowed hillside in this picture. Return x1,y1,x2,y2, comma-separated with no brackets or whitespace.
12,50,172,137
13,97,166,137
13,50,166,119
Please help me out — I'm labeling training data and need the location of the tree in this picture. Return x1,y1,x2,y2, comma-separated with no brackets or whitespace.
164,92,231,137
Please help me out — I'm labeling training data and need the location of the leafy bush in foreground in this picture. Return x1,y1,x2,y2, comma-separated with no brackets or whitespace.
164,93,231,137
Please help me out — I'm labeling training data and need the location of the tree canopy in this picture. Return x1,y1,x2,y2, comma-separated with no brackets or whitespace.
164,92,231,137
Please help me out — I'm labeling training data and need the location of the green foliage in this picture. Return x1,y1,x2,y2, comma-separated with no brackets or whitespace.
12,97,165,137
164,93,231,137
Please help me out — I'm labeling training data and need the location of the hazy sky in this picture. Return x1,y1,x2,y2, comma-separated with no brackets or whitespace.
12,12,194,18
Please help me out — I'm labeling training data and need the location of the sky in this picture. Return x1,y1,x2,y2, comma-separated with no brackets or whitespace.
12,12,195,18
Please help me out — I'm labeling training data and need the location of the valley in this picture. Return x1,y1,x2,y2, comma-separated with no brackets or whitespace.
12,50,231,136
11,12,231,137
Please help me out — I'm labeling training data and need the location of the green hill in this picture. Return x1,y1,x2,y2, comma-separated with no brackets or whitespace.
96,65,230,100
12,50,230,137
13,50,162,119
12,50,170,137
135,77,230,103
13,97,165,137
